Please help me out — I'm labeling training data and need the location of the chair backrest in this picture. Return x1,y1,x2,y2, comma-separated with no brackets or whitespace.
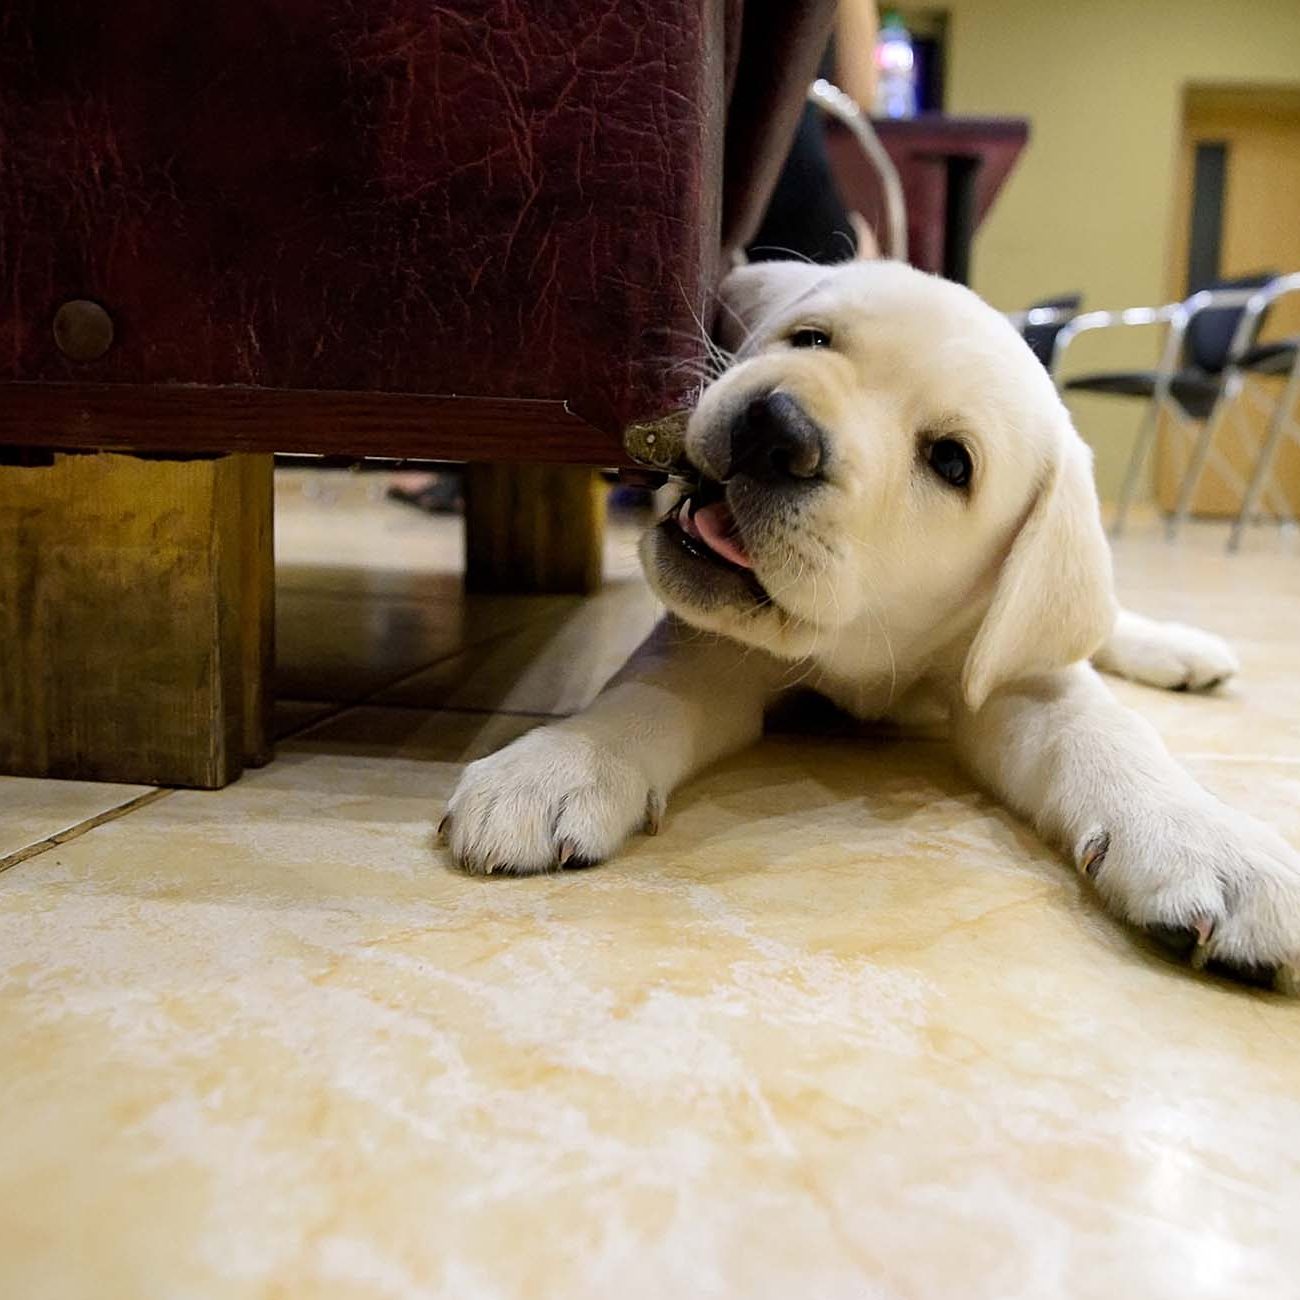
1021,293,1082,369
1184,271,1276,373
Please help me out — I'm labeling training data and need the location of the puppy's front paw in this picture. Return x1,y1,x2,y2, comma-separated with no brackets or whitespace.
441,728,660,875
1076,805,1300,992
1093,614,1239,692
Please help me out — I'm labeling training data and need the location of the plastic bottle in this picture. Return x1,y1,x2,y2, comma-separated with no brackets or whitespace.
874,9,918,120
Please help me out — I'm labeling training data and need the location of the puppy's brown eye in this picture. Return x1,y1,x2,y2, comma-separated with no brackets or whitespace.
927,438,973,489
790,328,831,349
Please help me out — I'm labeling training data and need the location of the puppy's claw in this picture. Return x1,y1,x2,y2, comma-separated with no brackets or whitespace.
557,840,576,868
1189,915,1215,970
1141,913,1291,989
1143,915,1216,966
437,813,452,845
1079,830,1110,878
644,790,665,837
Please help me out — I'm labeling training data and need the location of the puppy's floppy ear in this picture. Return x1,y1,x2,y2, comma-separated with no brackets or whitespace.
717,260,829,353
962,433,1118,711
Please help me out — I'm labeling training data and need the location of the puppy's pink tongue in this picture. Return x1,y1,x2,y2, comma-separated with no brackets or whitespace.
691,501,751,569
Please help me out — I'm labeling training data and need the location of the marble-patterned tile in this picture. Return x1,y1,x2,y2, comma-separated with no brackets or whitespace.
1,705,1298,1299
275,576,560,703
274,470,651,704
271,698,339,741
2,500,1298,1298
1102,523,1300,759
274,468,649,583
1110,517,1300,645
275,468,464,574
0,776,150,862
375,577,662,716
1108,654,1300,760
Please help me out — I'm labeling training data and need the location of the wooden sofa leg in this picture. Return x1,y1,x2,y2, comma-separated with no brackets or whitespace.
0,452,275,788
463,463,605,595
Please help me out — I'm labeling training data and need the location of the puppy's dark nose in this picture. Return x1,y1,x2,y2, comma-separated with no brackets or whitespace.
729,392,825,482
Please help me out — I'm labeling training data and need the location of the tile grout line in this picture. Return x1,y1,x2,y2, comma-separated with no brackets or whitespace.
273,611,573,743
281,699,565,733
2,595,572,868
0,788,174,877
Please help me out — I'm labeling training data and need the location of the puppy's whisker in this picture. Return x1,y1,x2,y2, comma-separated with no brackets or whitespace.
652,353,723,382
656,332,733,367
713,297,756,356
670,280,738,378
831,227,857,261
789,570,826,691
751,552,809,615
746,245,816,266
859,575,898,707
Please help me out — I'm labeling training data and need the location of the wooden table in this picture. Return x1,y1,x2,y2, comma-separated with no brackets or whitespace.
824,115,1030,284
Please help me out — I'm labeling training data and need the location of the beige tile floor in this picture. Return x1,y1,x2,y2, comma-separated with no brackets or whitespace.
2,472,1299,1300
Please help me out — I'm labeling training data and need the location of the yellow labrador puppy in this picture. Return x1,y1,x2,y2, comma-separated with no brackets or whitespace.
444,259,1299,991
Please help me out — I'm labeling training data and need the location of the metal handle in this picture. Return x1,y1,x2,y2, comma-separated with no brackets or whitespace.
808,78,908,262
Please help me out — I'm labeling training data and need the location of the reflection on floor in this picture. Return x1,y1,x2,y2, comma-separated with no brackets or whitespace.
2,472,1298,1299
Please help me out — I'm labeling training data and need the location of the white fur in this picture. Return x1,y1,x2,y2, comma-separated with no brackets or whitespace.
1093,609,1240,691
445,261,1298,990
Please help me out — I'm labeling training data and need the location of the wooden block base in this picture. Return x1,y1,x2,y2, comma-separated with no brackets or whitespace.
0,452,274,788
463,463,605,595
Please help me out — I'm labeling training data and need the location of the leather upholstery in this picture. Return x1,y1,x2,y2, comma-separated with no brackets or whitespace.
0,0,834,454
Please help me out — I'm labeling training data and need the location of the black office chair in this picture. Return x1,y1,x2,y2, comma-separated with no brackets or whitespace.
1053,272,1286,537
1019,294,1083,370
1228,281,1300,551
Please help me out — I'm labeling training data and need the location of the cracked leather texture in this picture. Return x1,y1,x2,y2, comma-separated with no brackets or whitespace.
0,0,832,445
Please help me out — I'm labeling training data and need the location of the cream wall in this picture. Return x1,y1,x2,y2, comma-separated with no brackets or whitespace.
940,0,1300,499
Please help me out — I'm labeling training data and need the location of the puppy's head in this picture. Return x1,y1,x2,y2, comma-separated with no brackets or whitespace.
641,259,1116,707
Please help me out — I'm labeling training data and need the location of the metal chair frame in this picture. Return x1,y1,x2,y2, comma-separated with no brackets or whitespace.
1050,277,1300,542
1170,273,1300,541
1229,325,1300,552
1004,303,1078,334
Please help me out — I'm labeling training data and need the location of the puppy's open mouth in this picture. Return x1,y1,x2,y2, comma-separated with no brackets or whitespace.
661,479,770,603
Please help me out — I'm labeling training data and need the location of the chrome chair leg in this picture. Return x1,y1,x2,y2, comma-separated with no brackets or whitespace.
1111,395,1163,538
1168,373,1240,541
1228,355,1300,552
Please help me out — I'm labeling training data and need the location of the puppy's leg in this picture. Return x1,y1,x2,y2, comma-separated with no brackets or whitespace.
1092,608,1238,692
952,663,1300,990
443,618,777,875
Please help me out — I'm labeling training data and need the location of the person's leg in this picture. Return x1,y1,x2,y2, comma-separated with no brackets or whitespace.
387,471,463,514
747,101,856,265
